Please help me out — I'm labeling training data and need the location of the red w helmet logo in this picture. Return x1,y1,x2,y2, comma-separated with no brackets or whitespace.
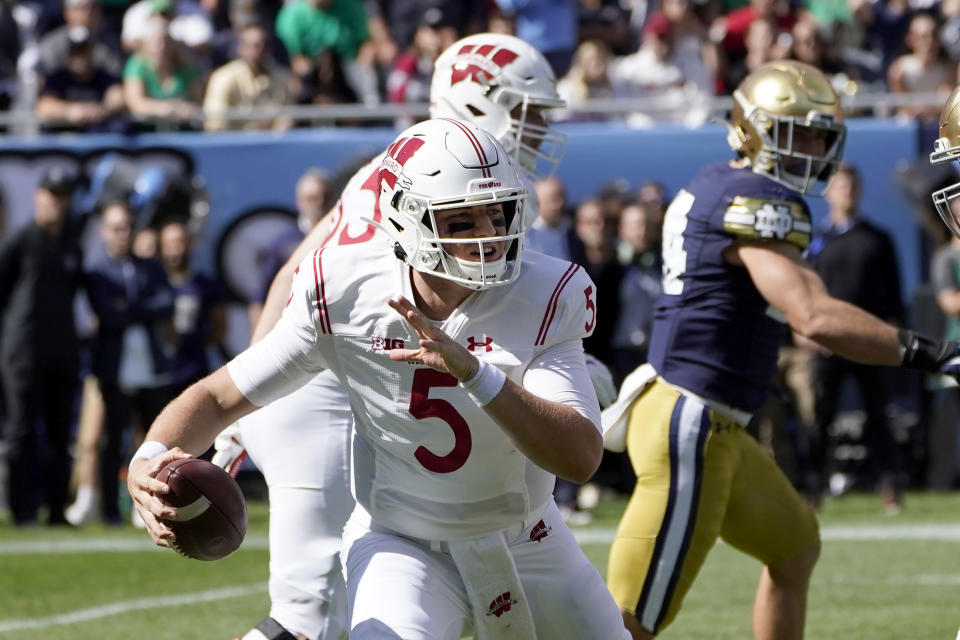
450,44,519,86
379,136,426,193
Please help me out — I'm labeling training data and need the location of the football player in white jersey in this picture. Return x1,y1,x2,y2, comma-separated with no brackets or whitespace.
129,118,631,640
209,33,614,640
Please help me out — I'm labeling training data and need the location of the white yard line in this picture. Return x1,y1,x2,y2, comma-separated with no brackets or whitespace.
2,523,960,555
1,522,960,632
0,582,268,633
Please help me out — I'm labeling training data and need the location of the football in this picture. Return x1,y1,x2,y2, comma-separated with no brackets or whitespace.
157,458,247,561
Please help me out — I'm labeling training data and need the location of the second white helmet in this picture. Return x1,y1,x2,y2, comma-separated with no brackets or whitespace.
430,33,567,181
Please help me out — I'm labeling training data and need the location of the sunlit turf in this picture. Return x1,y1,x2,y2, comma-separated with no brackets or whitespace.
1,492,958,639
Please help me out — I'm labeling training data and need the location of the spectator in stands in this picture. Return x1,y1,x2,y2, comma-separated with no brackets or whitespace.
570,198,624,369
888,13,954,121
122,0,213,54
611,201,662,380
723,16,780,90
132,226,159,259
526,176,574,261
494,0,578,76
35,26,125,133
805,163,906,513
249,168,333,330
487,8,515,34
208,0,288,71
611,12,711,126
636,179,669,226
386,8,456,127
203,21,294,131
555,40,615,122
657,0,717,97
929,232,960,488
159,219,226,396
783,16,847,89
37,0,123,78
709,0,797,81
123,15,203,129
275,0,377,106
85,200,175,524
578,0,633,55
363,0,485,78
0,168,82,527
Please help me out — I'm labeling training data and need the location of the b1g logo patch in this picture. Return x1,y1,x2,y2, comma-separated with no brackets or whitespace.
371,336,405,351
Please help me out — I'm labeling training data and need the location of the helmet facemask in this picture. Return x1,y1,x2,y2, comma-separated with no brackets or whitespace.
495,87,567,180
931,177,960,239
388,186,526,291
931,134,960,238
736,90,846,196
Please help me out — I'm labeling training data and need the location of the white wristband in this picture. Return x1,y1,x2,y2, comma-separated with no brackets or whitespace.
130,441,169,467
460,359,507,406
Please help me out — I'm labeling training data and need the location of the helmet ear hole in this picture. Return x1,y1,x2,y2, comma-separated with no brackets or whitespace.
466,104,485,117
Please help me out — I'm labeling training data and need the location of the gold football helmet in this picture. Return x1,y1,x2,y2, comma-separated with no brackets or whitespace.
930,85,960,238
727,60,846,196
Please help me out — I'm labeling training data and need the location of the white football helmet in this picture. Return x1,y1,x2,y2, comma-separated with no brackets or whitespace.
375,118,527,290
430,33,567,182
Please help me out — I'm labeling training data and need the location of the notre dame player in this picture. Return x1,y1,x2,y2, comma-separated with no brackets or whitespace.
602,60,960,639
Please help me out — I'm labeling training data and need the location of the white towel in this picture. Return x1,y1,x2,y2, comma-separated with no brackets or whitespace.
601,363,658,452
448,532,538,640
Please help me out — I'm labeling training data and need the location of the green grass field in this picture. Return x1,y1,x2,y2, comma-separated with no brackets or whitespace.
1,492,958,639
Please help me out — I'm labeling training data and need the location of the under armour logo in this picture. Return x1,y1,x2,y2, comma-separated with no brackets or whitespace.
467,336,493,352
529,519,551,543
486,591,517,618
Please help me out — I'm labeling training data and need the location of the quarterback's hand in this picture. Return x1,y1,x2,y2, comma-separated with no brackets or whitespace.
387,296,478,381
584,354,617,409
211,422,247,478
127,448,191,547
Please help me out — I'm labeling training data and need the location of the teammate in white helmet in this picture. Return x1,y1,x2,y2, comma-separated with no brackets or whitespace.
210,33,609,640
130,118,631,640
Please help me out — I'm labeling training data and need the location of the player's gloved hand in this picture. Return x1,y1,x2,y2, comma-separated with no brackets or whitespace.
584,353,617,409
898,329,960,377
211,422,247,478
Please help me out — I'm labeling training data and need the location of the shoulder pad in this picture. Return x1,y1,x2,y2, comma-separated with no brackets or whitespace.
722,196,812,250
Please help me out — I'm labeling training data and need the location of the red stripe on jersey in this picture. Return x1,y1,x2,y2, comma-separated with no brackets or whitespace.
535,263,580,346
440,118,491,178
312,249,331,334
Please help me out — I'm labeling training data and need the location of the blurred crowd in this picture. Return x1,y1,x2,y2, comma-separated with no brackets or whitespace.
5,151,960,528
1,0,960,133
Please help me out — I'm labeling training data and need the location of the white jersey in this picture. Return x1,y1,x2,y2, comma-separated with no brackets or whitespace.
229,245,600,541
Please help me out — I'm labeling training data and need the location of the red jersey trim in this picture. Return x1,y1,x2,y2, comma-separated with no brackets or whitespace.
535,263,579,346
312,249,331,334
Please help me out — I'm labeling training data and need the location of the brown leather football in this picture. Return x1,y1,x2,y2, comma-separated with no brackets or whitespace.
157,458,247,561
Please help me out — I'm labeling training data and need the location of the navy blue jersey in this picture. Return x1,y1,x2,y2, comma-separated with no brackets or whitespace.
647,163,812,411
